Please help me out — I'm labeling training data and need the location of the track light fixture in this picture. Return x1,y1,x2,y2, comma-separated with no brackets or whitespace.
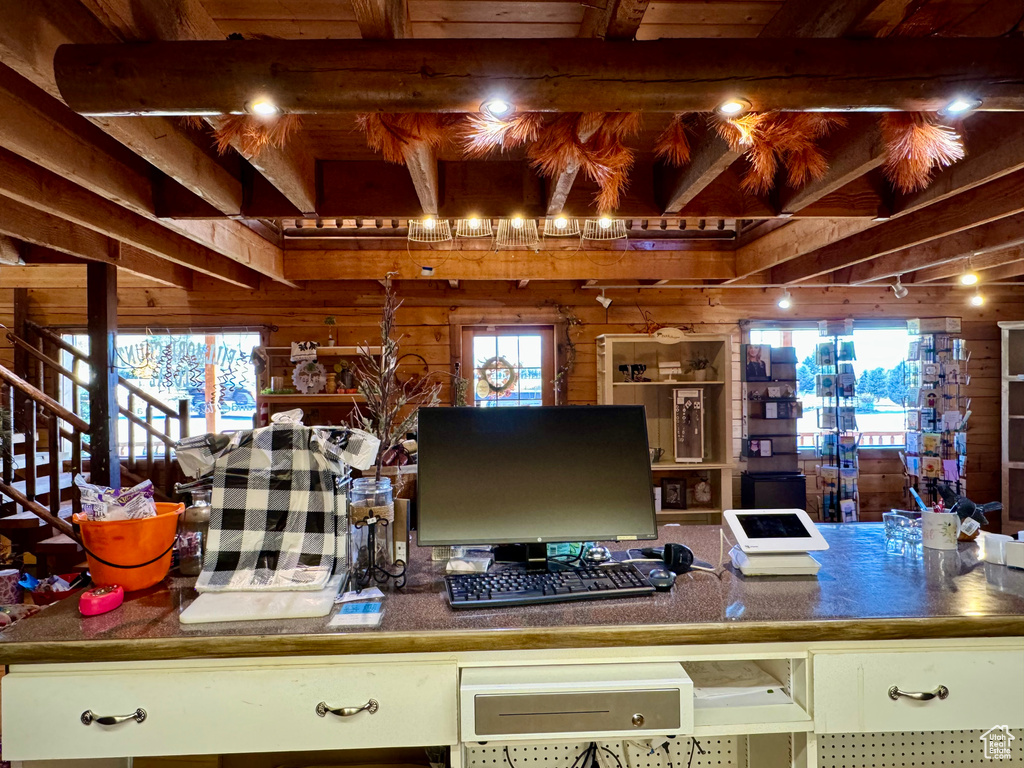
777,290,792,310
960,272,980,286
970,290,985,307
891,276,909,299
596,291,613,309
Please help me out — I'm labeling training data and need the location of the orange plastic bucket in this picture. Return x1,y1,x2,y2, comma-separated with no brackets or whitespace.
73,502,185,591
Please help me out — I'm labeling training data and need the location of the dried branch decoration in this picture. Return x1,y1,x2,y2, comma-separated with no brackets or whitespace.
880,112,965,193
654,113,695,167
528,112,641,212
355,113,453,164
212,114,302,158
459,112,545,158
351,275,441,480
714,112,846,194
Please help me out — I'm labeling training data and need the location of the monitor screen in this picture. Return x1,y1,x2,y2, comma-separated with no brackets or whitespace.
416,405,657,546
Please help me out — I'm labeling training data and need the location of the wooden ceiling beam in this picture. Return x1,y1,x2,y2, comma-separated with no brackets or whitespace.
0,64,285,282
771,168,1024,284
777,116,886,215
53,39,1024,115
0,235,25,265
0,194,116,264
80,0,318,215
0,1,243,215
351,0,409,39
844,212,1024,284
284,249,736,281
25,243,193,289
760,0,889,37
657,138,741,215
579,0,651,40
0,146,263,289
908,244,1024,284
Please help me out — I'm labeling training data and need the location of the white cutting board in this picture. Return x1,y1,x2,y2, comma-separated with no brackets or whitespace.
179,575,344,624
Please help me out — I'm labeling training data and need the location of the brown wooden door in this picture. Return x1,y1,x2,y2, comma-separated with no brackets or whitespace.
461,325,555,407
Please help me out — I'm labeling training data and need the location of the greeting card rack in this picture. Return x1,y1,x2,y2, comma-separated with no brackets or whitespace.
741,345,802,474
814,320,859,523
903,317,968,504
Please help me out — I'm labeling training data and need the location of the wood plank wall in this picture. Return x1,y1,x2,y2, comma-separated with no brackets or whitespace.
7,280,1022,526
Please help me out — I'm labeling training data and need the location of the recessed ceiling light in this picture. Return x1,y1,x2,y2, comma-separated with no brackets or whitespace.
511,216,524,230
943,97,983,117
960,272,979,286
554,216,569,230
598,216,612,230
481,99,514,118
970,291,985,307
716,98,751,117
249,98,280,116
777,290,792,310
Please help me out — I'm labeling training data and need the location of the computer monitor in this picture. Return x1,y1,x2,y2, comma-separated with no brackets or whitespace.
416,405,657,554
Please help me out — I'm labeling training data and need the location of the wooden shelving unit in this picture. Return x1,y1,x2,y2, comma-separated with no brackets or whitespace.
597,333,733,522
999,321,1024,535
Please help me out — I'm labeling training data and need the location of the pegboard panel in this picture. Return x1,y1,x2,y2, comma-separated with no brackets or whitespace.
819,731,1024,767
465,738,740,768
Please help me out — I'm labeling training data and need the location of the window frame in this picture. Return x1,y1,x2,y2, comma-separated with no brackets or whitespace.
461,324,556,407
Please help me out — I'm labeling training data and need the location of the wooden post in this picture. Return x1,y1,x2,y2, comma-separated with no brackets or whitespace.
12,286,30,441
87,261,120,487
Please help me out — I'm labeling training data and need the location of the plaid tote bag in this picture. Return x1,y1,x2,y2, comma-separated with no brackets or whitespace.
177,423,378,592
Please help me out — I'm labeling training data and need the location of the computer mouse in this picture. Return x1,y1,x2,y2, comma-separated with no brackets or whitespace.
648,568,676,591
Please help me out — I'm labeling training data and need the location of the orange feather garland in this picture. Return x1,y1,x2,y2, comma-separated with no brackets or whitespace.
459,112,545,157
654,114,694,167
880,112,965,193
212,114,302,158
355,113,454,165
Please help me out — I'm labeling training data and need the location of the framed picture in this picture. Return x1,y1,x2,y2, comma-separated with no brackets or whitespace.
747,438,773,457
661,478,687,510
742,344,772,381
673,388,704,463
767,386,782,399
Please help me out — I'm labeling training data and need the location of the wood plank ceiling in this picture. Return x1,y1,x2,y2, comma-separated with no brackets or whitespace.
0,0,1023,290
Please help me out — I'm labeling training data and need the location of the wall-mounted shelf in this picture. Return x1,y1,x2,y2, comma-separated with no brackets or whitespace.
258,394,365,404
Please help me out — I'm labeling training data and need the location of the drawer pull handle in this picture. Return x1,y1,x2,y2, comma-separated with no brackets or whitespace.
316,699,379,718
81,709,147,726
888,685,949,701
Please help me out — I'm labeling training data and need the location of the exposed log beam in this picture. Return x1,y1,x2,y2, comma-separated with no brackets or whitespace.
0,194,116,264
777,116,886,215
771,168,1024,284
53,39,1024,115
351,0,409,39
579,0,650,40
81,0,318,215
546,123,600,216
657,138,741,215
25,245,193,289
908,245,1024,284
760,0,888,37
844,212,1024,284
401,136,439,215
0,1,243,215
0,64,285,282
0,235,25,265
0,147,262,289
285,250,736,281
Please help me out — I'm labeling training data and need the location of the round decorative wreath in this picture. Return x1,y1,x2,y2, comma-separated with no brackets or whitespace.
478,356,519,397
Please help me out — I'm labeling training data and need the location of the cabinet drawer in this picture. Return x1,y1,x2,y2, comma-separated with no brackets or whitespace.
2,661,457,761
813,650,1024,733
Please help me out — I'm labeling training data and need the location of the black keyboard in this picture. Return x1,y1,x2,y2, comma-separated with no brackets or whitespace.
444,562,655,608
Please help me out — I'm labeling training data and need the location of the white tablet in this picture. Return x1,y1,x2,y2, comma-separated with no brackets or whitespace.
723,509,829,553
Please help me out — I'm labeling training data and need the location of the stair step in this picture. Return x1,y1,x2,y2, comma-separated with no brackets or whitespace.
36,533,82,554
0,507,73,530
11,451,72,471
2,472,74,500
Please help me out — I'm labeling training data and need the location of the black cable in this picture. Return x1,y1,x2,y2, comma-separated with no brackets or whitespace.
685,739,705,768
504,746,516,768
659,742,674,768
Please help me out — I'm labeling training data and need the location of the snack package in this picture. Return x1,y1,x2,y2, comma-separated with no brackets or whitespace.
73,476,158,521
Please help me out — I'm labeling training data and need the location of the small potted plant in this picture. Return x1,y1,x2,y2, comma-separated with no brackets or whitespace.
324,315,336,346
689,351,712,381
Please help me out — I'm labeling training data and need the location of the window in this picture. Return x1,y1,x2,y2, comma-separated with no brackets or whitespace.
462,326,555,407
61,331,260,456
748,324,910,448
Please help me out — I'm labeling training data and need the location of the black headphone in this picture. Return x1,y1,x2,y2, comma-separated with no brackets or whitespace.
641,543,698,574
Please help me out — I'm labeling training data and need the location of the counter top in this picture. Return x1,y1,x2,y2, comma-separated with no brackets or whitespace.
3,525,1024,664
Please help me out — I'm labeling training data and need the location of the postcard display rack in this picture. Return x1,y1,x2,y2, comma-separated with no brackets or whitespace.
904,318,968,503
999,321,1024,535
815,320,860,523
741,345,802,474
596,333,733,523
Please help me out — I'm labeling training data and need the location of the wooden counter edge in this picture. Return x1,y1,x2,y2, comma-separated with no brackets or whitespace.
3,616,1024,665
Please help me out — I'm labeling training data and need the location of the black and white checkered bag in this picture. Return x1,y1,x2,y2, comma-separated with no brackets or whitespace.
176,423,378,592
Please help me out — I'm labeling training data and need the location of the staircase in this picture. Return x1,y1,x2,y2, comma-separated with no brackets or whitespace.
0,323,191,578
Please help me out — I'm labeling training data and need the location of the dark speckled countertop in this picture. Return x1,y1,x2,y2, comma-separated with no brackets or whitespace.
2,524,1023,664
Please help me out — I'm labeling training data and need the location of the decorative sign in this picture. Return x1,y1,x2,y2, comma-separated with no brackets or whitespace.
292,361,327,394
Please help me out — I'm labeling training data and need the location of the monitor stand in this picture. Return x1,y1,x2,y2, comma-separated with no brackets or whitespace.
493,543,550,572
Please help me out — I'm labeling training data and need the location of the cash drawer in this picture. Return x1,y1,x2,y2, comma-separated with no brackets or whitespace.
813,650,1024,733
2,660,458,761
